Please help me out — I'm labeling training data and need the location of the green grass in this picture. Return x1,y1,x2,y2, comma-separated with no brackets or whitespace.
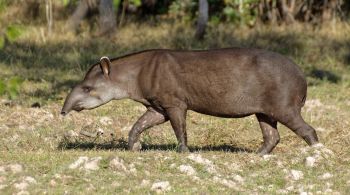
0,18,350,194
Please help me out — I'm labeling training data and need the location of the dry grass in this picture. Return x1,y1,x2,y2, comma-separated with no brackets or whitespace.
0,14,350,194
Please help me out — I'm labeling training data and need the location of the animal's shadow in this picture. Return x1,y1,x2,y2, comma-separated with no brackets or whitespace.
57,139,253,153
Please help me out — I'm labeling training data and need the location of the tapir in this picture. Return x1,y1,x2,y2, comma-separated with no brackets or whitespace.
61,48,319,154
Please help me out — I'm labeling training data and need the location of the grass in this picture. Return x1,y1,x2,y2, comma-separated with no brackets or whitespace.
0,14,350,194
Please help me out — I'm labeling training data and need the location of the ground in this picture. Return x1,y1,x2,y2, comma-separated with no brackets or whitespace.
0,21,350,194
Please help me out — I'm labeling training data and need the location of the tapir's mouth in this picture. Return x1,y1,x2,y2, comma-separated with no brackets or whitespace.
73,107,84,112
60,106,84,116
60,108,83,116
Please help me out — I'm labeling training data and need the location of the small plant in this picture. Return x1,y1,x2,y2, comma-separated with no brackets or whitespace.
62,0,70,7
169,0,196,22
223,0,258,26
0,24,24,49
113,0,121,9
0,76,24,99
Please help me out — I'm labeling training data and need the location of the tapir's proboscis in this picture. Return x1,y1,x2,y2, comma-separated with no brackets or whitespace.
61,48,319,154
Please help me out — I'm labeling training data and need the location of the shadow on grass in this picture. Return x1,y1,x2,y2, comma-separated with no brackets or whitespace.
192,144,253,153
308,68,341,83
58,139,253,153
143,143,253,153
20,79,79,102
344,41,350,66
57,138,129,151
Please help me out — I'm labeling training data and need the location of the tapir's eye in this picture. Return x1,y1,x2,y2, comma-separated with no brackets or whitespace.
82,86,92,93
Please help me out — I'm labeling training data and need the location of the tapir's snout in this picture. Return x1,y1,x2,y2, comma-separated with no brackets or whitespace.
60,111,67,116
61,85,102,116
61,104,83,116
61,89,78,116
60,104,72,116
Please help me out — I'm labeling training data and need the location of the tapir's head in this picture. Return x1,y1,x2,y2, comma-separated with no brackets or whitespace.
61,56,128,116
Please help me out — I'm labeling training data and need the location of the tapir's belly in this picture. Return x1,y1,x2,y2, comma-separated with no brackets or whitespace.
185,81,264,118
187,98,262,118
190,107,256,118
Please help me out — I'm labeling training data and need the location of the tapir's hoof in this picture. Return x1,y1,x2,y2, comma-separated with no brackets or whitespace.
129,141,142,151
257,147,271,156
177,145,190,153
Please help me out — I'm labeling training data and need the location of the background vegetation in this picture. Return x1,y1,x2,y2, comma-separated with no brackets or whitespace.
0,0,350,194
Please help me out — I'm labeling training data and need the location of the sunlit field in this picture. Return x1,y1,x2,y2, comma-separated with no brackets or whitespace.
1,3,350,194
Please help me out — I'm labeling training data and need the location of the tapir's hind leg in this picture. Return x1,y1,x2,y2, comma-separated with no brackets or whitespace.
256,113,280,155
128,107,168,151
277,111,319,146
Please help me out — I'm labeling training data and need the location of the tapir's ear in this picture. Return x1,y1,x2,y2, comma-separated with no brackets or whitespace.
100,56,111,76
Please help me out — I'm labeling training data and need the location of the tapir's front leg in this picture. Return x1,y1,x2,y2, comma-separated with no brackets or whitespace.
128,107,168,151
165,107,189,152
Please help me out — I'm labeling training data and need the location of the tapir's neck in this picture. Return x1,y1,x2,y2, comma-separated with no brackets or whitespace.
108,53,147,104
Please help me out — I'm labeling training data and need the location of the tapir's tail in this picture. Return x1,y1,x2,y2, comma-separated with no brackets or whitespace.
301,94,306,107
300,84,307,107
300,77,307,108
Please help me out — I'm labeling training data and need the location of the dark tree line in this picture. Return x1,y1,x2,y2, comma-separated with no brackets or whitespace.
259,0,346,24
19,0,350,39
